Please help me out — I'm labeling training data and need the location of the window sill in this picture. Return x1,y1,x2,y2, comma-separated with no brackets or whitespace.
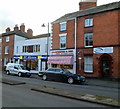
84,72,94,74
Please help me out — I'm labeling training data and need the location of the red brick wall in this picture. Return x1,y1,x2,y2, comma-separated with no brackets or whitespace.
2,35,14,70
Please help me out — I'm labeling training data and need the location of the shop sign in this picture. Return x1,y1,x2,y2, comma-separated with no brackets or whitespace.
22,56,38,59
93,47,113,54
52,50,74,55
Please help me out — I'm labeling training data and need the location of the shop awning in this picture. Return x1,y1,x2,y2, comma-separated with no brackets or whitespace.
48,56,73,65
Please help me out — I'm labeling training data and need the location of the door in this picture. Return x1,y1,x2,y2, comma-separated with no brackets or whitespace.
101,55,111,78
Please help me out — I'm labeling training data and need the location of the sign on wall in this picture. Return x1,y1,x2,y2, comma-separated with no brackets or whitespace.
93,47,113,54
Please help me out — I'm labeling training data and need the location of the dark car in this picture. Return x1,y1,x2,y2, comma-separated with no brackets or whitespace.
38,68,86,84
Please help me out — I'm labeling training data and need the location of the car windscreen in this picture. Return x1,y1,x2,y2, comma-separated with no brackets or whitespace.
19,65,26,70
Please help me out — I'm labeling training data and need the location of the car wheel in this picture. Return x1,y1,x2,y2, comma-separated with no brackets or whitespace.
42,75,47,80
6,71,10,75
18,72,22,77
68,77,74,84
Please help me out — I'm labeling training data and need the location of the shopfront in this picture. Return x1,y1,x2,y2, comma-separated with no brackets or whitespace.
14,55,47,71
48,49,75,73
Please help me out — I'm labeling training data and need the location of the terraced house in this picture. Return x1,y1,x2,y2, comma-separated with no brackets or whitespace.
49,0,120,79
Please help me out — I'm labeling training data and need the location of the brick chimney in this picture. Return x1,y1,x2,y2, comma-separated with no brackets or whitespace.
20,23,25,32
79,0,97,10
14,24,19,31
27,28,33,36
6,27,11,32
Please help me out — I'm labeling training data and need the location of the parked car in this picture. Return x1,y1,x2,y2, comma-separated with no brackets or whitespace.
38,68,86,84
6,63,31,77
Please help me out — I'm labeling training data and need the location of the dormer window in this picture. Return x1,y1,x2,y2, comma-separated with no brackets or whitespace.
60,22,66,31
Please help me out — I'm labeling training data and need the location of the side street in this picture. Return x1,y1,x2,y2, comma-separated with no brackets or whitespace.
0,0,120,108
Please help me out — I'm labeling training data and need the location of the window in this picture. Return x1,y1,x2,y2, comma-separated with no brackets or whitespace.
85,18,93,27
5,46,9,54
6,36,10,42
4,58,8,66
84,33,93,47
0,38,2,42
84,56,93,73
16,46,18,54
60,22,66,31
60,35,66,49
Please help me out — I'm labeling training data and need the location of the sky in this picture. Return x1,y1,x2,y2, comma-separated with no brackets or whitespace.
0,0,119,35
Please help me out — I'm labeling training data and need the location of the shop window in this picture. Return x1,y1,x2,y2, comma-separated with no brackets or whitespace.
84,33,93,47
84,56,93,73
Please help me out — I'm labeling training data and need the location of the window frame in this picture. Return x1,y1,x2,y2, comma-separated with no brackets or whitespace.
85,18,93,27
6,36,10,42
5,46,9,54
60,22,67,31
59,33,67,49
84,56,93,73
84,33,93,47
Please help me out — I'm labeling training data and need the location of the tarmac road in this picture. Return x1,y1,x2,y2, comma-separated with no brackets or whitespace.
2,73,119,99
2,83,108,107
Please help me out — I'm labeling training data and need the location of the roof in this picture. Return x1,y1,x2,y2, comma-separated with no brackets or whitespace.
2,30,32,39
32,33,50,39
52,1,120,24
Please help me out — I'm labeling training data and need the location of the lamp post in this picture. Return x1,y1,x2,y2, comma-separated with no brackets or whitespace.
41,23,50,70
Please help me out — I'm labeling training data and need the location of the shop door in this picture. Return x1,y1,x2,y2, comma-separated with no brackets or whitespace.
42,61,46,71
101,56,111,78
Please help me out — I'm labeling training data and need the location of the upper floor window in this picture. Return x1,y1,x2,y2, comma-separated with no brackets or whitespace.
59,33,67,49
60,22,66,31
85,18,93,27
5,46,9,54
84,33,93,47
6,36,10,42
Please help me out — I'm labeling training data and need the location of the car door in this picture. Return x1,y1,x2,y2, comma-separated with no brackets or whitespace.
13,65,19,74
46,68,56,79
54,69,63,81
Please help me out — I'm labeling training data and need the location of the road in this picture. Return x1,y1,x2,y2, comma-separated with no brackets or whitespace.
2,83,107,107
1,73,119,107
2,73,119,99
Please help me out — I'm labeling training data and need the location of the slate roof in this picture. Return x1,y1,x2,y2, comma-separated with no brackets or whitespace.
52,1,120,24
32,33,50,39
2,30,32,39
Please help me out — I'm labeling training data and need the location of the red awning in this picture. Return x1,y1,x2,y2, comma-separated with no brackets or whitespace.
48,56,73,65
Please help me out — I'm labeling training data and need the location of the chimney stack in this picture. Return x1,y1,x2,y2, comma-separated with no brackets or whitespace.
6,27,11,32
20,23,25,32
79,0,97,10
27,28,33,36
14,24,19,31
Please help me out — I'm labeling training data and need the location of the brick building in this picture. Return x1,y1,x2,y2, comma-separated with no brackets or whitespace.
1,24,32,70
49,1,120,79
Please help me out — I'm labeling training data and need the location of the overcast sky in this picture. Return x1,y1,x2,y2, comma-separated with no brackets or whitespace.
0,0,119,35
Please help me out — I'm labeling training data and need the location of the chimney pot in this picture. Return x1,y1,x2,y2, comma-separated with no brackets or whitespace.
6,27,11,32
20,23,25,32
14,24,19,31
27,28,33,36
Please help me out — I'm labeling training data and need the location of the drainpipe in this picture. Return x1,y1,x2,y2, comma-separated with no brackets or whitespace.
74,17,77,74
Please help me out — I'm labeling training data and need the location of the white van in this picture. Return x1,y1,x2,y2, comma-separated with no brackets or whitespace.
6,63,31,77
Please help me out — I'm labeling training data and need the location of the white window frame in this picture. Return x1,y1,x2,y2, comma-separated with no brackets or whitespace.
84,33,93,47
84,56,93,73
6,36,10,42
5,46,9,54
60,22,67,31
0,38,2,42
4,58,8,66
85,18,93,27
59,33,67,49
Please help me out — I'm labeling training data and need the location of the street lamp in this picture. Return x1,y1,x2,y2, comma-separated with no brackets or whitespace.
41,23,50,70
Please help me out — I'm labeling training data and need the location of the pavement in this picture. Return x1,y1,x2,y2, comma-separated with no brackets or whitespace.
1,72,120,107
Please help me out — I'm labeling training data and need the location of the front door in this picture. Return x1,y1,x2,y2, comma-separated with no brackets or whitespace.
101,56,111,78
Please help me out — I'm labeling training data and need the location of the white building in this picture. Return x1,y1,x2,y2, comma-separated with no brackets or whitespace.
14,34,51,71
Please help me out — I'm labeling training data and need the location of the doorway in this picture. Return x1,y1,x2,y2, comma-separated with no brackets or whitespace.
100,54,112,78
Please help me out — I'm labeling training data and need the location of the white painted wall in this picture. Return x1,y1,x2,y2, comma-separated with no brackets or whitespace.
14,36,50,56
